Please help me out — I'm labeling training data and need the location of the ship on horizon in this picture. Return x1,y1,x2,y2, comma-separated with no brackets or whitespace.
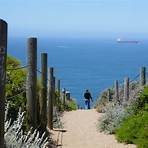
117,38,139,44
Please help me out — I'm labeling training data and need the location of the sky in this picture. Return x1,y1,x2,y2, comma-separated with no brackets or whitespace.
0,0,148,38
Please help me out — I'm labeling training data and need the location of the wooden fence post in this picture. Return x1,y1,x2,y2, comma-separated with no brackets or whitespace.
47,67,54,130
53,76,56,105
108,89,112,101
40,53,47,131
140,67,146,86
26,37,37,129
0,19,7,148
114,80,119,100
124,77,129,101
57,79,60,106
63,88,66,109
57,80,60,95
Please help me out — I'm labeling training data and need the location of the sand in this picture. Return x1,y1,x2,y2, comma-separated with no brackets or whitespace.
51,109,136,148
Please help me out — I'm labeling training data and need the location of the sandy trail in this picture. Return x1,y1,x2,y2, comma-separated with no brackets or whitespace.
52,109,136,148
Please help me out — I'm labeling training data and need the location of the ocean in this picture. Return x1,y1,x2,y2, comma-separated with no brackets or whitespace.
7,37,148,107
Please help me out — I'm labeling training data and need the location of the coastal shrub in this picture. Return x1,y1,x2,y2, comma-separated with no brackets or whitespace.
98,102,132,134
5,106,49,148
115,86,148,148
55,91,77,112
58,99,77,112
95,88,114,113
6,56,26,121
65,99,77,111
116,112,148,148
134,86,148,113
97,80,143,134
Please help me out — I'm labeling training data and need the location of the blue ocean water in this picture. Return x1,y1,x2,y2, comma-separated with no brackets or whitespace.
8,37,148,107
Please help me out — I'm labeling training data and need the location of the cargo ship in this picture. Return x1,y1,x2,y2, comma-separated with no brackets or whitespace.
117,38,139,44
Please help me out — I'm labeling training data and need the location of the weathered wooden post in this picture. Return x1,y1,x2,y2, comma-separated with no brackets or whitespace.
124,77,129,101
26,37,37,129
114,80,119,100
62,88,66,109
108,89,112,101
140,67,146,86
47,67,54,130
57,80,60,95
40,53,47,131
0,19,7,148
53,76,56,106
57,79,60,106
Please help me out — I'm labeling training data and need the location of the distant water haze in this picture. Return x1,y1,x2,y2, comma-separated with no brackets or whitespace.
7,37,148,107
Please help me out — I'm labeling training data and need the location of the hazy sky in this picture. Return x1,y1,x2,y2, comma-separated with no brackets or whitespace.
0,0,148,38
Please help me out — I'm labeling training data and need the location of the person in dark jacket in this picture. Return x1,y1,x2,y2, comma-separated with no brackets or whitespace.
84,89,93,109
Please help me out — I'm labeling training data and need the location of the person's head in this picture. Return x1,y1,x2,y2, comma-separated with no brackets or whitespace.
86,89,89,92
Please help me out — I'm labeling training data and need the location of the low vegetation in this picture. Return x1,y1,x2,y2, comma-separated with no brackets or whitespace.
96,81,148,148
5,105,49,148
55,91,77,112
95,88,114,113
6,56,26,121
116,87,148,148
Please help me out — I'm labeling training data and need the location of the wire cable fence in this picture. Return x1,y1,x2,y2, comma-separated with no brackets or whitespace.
36,68,52,83
7,65,29,71
130,74,140,83
117,73,140,88
6,89,26,100
5,64,27,100
104,72,143,104
5,67,50,102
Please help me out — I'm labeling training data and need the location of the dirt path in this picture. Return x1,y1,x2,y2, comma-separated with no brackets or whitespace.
52,109,136,148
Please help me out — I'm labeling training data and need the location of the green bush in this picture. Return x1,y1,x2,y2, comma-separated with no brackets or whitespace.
116,111,148,148
6,56,26,121
65,99,77,111
136,86,148,111
116,86,148,148
55,91,77,112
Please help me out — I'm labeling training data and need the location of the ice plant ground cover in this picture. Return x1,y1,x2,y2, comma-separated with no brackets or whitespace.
4,105,50,148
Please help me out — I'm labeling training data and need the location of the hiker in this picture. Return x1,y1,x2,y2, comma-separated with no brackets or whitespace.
84,89,93,109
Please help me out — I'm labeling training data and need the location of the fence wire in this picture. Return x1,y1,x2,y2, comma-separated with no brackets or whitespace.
6,89,26,100
7,65,28,71
130,74,140,83
36,69,42,74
